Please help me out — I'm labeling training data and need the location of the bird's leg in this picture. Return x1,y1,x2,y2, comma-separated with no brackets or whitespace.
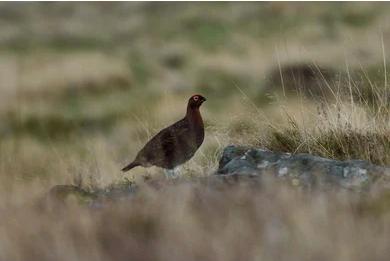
173,167,180,177
164,169,175,179
164,168,180,179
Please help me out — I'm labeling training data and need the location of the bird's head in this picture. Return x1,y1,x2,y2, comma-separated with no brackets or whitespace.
188,94,206,109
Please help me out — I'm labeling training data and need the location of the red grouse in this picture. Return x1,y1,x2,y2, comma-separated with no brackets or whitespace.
122,94,206,175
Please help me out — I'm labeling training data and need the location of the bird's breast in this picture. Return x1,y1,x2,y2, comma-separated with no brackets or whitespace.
187,112,204,147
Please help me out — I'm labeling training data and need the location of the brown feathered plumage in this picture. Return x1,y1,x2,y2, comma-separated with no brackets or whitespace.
122,94,206,172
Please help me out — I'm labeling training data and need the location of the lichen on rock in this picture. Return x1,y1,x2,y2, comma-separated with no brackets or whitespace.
217,145,390,191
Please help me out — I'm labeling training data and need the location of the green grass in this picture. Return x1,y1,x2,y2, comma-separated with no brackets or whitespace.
266,125,390,165
181,17,230,51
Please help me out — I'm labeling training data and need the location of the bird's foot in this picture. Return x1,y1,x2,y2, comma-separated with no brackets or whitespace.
164,168,180,179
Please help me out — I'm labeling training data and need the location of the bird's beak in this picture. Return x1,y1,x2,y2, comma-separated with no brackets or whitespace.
202,97,207,102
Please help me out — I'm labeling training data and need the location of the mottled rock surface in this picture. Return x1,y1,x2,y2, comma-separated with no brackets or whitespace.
217,145,390,191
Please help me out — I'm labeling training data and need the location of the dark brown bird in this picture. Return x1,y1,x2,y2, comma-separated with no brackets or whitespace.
122,94,206,176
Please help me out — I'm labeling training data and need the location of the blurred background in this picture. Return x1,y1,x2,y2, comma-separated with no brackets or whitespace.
1,2,390,261
1,2,389,184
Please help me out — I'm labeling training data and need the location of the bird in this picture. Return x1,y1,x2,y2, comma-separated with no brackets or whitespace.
121,94,206,177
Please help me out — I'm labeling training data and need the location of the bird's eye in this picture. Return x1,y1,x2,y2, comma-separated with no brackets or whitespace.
193,96,199,101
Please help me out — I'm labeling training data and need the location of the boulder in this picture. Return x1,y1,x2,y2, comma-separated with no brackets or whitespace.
217,145,390,191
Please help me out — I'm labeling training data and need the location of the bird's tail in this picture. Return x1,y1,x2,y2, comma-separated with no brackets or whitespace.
121,161,140,172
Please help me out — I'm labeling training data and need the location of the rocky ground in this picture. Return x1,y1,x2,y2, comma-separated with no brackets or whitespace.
47,145,390,208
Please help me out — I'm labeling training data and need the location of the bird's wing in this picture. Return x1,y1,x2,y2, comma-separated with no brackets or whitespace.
136,119,190,163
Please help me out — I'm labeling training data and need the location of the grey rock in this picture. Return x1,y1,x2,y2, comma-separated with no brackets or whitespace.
46,183,138,208
217,145,390,191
